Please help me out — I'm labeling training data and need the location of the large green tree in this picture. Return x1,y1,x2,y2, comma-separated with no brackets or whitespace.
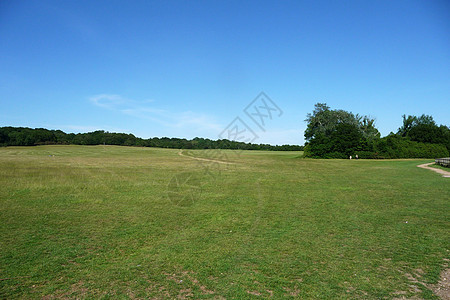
304,103,359,141
304,103,378,158
397,114,450,151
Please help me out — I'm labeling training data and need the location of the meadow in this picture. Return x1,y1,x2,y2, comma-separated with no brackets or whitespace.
0,145,448,299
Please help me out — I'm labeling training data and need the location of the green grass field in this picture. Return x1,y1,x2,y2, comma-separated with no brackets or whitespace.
0,145,448,299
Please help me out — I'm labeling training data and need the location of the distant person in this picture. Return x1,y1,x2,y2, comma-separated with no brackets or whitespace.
356,154,359,160
349,155,352,160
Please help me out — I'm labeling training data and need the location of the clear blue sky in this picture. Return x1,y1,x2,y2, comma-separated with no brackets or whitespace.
1,0,449,145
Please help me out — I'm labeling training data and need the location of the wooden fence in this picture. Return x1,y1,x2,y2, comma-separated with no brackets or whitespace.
435,157,450,167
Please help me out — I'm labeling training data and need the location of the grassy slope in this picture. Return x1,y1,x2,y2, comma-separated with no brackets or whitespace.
0,145,448,299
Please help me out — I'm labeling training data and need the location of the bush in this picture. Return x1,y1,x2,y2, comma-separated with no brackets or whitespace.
373,135,448,158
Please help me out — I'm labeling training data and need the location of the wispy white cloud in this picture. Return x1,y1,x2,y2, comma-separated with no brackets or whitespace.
63,125,102,132
56,124,130,134
88,94,303,144
89,94,126,109
89,94,221,134
255,128,304,146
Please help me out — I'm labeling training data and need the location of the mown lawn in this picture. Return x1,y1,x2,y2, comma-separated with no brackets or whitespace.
0,145,448,299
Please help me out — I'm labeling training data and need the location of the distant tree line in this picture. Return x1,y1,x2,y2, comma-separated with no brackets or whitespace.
304,103,450,158
0,127,304,151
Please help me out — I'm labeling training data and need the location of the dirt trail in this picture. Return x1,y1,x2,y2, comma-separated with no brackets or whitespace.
417,162,450,178
429,268,450,300
178,150,235,165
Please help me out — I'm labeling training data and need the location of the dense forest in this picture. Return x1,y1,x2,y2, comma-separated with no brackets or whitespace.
304,103,450,158
0,127,303,151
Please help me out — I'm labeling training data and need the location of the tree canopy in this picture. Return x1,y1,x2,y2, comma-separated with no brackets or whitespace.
397,114,450,150
0,127,303,151
304,104,449,159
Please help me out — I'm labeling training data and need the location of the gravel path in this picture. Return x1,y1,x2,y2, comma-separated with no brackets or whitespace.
417,162,450,178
